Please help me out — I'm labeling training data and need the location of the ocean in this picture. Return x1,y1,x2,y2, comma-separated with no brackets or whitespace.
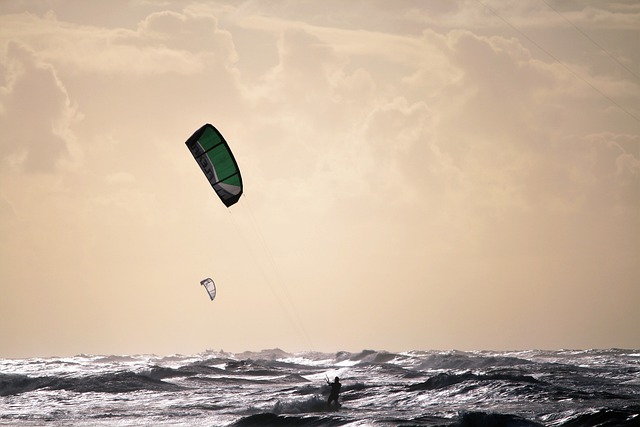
1,348,638,426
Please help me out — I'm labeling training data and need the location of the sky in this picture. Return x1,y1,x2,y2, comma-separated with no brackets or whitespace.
0,0,638,358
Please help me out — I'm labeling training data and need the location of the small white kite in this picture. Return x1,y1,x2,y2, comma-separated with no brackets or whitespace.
200,278,217,301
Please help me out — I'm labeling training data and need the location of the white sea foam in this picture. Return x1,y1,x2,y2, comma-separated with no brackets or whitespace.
1,349,638,426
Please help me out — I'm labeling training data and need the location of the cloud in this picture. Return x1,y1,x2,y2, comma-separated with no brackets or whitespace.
403,0,640,30
227,7,639,242
138,9,237,60
401,29,639,218
576,133,640,212
0,9,236,76
0,42,79,173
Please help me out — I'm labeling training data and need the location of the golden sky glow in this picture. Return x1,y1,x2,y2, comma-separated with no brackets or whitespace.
1,1,638,358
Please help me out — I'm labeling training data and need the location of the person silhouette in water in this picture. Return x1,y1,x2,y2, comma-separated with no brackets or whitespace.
327,376,341,407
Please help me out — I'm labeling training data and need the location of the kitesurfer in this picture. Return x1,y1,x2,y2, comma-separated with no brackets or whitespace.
327,376,341,407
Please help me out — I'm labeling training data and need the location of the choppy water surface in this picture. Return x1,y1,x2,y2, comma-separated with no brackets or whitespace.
1,349,639,426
